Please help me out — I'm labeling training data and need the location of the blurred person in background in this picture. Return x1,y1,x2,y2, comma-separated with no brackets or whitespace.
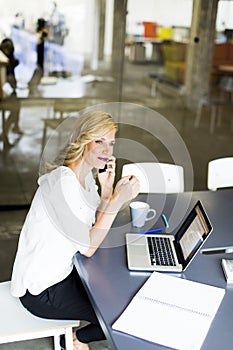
0,37,22,135
46,1,69,46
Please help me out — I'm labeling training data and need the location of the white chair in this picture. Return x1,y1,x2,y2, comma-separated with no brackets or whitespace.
207,157,233,191
122,162,184,193
0,281,80,350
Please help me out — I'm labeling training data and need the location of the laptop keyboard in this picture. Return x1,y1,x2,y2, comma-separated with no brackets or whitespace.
147,236,176,266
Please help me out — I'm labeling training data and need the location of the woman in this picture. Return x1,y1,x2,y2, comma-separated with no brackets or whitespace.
11,111,139,350
0,38,22,134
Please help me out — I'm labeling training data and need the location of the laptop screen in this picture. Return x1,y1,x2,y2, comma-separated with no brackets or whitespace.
175,200,212,269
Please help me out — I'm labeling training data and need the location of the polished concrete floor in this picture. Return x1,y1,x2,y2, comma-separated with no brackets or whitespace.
0,59,232,349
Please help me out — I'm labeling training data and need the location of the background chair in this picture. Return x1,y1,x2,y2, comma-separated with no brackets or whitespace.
41,100,81,156
194,76,233,134
122,162,184,193
207,157,233,191
194,93,226,134
40,98,106,156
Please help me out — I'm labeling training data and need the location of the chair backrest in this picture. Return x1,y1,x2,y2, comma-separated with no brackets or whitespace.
207,157,233,191
122,162,184,193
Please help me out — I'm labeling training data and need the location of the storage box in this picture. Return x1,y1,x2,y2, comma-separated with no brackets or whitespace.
143,22,157,38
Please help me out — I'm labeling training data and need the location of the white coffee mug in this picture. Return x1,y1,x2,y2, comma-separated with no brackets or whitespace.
130,201,156,228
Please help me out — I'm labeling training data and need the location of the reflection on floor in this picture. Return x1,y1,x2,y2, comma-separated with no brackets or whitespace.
0,61,232,350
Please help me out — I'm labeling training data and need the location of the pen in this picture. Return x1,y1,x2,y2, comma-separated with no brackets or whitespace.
201,247,233,255
162,214,169,228
139,228,163,234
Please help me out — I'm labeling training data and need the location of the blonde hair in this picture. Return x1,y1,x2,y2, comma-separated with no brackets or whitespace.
46,110,117,172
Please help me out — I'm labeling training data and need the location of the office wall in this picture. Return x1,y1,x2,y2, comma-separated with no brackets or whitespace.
0,0,232,61
127,0,233,36
127,0,193,34
216,1,233,31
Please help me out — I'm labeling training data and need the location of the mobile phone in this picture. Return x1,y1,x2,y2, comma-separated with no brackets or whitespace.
99,164,108,173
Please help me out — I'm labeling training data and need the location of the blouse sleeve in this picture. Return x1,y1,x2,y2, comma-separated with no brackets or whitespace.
39,168,99,250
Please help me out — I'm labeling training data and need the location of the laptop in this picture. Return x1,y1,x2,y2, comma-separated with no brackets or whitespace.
126,200,212,272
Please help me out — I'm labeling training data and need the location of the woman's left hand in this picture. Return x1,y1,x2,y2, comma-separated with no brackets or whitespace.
98,157,116,197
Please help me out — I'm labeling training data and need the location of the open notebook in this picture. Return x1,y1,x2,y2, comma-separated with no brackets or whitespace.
112,272,225,350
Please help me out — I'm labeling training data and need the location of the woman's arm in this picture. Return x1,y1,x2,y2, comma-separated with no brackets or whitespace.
96,157,116,219
84,175,139,257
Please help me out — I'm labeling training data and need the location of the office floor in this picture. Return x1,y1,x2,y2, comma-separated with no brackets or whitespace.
0,59,232,350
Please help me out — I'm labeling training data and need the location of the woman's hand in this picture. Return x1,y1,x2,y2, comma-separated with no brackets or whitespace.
98,157,116,199
113,175,140,206
87,175,140,257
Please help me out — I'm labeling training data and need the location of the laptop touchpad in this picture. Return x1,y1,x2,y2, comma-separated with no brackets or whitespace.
131,242,148,256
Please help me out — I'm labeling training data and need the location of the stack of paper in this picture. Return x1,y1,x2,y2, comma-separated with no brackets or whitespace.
112,272,225,350
222,258,233,283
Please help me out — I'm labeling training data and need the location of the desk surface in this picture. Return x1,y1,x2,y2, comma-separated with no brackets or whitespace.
74,190,233,350
15,76,86,99
15,75,114,100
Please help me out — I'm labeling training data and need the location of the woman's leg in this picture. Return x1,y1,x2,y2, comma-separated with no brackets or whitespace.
20,268,105,343
5,95,22,134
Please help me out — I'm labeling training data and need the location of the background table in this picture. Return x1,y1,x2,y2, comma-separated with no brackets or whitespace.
75,190,233,350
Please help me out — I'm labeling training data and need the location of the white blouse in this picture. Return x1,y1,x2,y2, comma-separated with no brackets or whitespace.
11,166,100,297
